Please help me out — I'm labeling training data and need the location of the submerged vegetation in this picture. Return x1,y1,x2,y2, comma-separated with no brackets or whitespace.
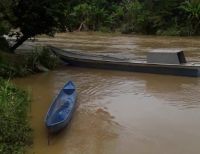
0,79,32,154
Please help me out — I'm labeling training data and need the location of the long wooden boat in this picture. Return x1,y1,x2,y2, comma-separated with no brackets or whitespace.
45,81,77,133
49,46,200,77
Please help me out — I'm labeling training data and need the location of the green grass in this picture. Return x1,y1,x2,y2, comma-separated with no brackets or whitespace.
0,51,30,78
0,46,59,153
0,79,32,154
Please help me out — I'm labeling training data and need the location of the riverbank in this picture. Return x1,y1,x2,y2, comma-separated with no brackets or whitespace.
0,47,59,154
0,50,33,154
0,47,59,78
0,79,32,153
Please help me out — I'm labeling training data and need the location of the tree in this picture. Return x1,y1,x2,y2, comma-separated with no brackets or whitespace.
0,0,12,35
180,0,200,35
0,0,12,51
1,0,68,53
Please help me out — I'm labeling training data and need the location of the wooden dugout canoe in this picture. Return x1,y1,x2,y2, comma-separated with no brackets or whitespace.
49,46,200,77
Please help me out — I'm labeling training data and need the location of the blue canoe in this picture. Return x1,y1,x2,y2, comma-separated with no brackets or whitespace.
45,81,77,133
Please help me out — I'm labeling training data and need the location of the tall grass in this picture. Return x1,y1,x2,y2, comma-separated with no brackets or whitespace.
0,79,32,154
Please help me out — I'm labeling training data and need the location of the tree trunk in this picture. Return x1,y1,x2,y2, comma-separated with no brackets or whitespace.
9,35,29,53
77,22,84,31
77,21,88,31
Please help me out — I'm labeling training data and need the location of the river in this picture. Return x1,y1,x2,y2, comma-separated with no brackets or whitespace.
14,32,200,154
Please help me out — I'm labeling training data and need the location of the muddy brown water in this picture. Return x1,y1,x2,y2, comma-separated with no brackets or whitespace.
14,32,200,154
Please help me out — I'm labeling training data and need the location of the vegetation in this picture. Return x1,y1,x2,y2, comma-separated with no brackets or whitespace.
66,0,200,36
180,0,200,35
26,47,59,71
0,47,59,78
0,1,62,153
0,0,68,52
1,0,200,52
0,79,32,154
0,1,199,153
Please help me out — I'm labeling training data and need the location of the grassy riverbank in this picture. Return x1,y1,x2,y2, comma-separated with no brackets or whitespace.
0,79,32,154
0,51,29,78
0,46,59,153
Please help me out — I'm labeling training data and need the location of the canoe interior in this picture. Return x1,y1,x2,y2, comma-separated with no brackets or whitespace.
45,81,76,129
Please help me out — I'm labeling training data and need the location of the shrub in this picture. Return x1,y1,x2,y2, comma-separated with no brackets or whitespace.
0,79,32,154
0,46,59,78
26,46,59,71
0,37,9,51
0,52,30,78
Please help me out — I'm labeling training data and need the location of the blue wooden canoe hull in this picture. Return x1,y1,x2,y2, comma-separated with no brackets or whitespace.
45,81,77,133
46,108,75,133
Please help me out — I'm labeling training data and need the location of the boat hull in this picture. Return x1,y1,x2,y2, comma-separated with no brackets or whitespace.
62,58,200,77
45,81,77,133
50,46,200,77
46,111,74,133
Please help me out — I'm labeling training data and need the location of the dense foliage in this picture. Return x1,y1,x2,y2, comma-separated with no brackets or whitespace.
67,0,200,35
0,0,200,52
0,79,32,154
0,0,68,52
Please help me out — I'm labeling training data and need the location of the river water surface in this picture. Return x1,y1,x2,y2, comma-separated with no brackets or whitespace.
14,32,200,154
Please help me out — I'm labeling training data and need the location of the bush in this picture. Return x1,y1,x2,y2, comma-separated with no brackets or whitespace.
0,79,32,154
99,27,111,33
180,0,200,35
0,52,30,78
121,24,134,34
0,46,59,78
156,26,181,36
0,37,9,51
26,46,59,71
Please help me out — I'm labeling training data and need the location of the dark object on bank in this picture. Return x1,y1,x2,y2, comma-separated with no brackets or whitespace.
49,46,200,77
45,81,77,133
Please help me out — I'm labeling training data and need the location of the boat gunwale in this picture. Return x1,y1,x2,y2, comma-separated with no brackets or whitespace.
45,81,76,127
49,46,200,69
49,46,200,77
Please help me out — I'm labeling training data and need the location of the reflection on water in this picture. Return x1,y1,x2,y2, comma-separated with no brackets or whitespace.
13,33,200,154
